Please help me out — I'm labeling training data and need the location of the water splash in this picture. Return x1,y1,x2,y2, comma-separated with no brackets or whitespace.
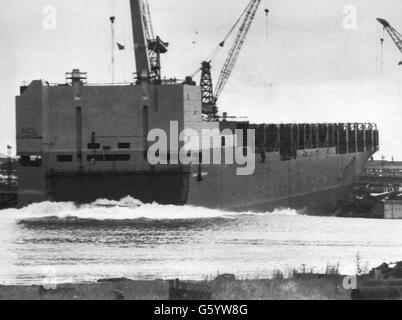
2,198,402,285
1,196,300,223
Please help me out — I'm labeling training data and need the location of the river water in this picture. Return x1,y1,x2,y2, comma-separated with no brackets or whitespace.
1,197,402,285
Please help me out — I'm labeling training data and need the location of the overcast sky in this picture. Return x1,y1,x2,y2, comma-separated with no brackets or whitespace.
1,0,402,159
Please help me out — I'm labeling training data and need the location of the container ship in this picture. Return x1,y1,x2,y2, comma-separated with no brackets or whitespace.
14,0,378,214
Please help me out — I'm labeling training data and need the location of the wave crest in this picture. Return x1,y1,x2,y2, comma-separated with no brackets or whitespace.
2,197,301,223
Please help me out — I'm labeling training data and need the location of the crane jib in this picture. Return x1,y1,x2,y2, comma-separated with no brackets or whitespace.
377,18,402,59
199,0,262,118
130,0,168,84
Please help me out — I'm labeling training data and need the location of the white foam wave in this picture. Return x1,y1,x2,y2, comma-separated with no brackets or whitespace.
1,196,301,221
264,207,301,216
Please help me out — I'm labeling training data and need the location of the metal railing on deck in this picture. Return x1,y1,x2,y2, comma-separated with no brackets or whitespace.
21,77,187,88
248,122,379,161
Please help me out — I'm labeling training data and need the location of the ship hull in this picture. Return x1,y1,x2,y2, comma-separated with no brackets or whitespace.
15,81,378,214
34,149,374,215
187,148,373,214
45,172,353,215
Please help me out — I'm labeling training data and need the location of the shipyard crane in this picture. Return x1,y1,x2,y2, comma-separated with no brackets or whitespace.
377,18,402,65
198,0,262,117
130,0,168,83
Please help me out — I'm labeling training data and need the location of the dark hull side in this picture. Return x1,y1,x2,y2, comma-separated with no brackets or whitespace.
32,149,374,216
46,171,352,215
47,169,189,206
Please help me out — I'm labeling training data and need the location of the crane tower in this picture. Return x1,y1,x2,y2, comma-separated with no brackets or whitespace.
200,0,262,117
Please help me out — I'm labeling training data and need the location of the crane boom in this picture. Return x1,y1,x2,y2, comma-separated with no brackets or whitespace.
199,0,261,117
130,0,168,83
214,0,261,101
142,0,154,41
130,0,150,80
377,18,402,58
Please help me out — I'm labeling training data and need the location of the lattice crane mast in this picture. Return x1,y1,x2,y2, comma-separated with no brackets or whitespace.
199,0,262,117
